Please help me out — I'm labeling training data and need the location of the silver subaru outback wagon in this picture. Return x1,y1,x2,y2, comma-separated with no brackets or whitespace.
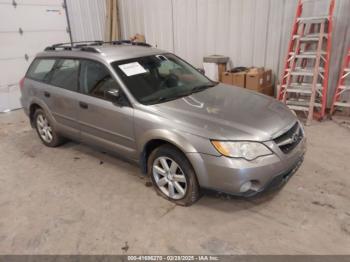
20,41,306,206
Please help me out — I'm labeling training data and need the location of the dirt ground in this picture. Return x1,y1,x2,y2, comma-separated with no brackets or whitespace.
0,110,349,254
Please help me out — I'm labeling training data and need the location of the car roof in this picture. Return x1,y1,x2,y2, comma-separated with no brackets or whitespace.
36,43,167,63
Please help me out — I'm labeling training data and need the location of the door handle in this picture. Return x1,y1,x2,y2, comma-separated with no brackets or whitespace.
44,91,50,98
79,101,88,109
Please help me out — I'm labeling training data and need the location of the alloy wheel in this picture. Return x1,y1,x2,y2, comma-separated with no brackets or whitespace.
36,114,53,143
152,156,187,200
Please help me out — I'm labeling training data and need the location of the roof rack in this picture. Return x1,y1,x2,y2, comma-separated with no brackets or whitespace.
108,40,152,47
44,40,152,53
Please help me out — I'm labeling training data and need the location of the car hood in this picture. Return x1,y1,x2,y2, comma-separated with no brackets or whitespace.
145,84,297,141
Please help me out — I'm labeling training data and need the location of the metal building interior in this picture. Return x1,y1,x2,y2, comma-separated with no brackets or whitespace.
0,0,349,258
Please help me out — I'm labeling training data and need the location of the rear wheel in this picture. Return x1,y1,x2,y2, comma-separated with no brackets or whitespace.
148,145,200,206
34,109,65,147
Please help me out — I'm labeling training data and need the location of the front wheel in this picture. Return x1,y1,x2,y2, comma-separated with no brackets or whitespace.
148,145,200,206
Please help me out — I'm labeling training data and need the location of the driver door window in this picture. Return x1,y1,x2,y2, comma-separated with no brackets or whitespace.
79,60,120,101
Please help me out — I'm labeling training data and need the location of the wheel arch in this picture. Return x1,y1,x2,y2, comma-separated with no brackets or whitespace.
28,98,56,127
139,130,198,174
29,103,42,127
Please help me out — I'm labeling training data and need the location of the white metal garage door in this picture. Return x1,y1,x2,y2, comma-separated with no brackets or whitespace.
0,0,70,112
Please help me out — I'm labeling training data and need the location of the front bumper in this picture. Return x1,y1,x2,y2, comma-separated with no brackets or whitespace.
186,136,306,196
241,153,304,197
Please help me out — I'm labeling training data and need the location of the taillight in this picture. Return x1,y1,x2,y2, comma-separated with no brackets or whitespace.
19,77,25,89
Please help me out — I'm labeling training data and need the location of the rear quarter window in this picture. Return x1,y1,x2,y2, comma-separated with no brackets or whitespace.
26,58,56,82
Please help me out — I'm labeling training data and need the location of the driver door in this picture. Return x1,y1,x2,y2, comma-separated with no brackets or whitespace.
77,59,137,160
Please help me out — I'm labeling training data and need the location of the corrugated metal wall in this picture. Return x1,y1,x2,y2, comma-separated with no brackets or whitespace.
66,0,106,41
118,0,350,105
119,0,174,50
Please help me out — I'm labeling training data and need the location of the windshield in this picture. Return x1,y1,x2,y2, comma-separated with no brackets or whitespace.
111,53,215,105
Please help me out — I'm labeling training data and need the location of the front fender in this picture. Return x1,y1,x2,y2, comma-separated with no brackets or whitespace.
137,128,220,156
137,128,198,154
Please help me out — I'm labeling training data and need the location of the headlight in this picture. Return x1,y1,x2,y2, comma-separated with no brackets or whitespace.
211,141,272,160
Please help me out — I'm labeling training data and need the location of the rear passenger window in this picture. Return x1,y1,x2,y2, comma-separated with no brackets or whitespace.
49,59,79,92
26,59,56,82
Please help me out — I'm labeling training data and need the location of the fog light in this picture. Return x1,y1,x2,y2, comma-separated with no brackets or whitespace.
240,181,252,193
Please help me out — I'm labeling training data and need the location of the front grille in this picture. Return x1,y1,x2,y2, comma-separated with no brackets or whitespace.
273,122,303,154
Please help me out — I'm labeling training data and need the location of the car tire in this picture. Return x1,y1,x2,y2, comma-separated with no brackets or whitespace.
148,144,200,206
34,108,65,147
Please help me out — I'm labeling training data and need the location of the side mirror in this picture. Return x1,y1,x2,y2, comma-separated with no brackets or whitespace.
197,68,205,75
105,89,120,102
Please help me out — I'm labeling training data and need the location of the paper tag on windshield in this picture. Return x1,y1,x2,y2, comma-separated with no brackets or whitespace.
118,62,147,76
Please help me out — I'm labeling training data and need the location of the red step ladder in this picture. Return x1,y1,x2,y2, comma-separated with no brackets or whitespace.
330,48,350,114
278,0,335,125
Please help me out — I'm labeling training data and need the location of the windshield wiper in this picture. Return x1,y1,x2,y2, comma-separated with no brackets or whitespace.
146,90,197,105
147,96,173,104
190,83,216,94
145,83,217,105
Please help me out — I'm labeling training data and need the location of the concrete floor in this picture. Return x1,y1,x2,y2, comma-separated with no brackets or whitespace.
0,110,350,255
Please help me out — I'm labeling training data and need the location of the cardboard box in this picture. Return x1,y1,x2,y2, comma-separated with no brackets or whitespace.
262,84,274,97
221,71,247,87
232,72,246,87
221,72,233,85
218,63,227,82
263,69,272,86
246,67,264,91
